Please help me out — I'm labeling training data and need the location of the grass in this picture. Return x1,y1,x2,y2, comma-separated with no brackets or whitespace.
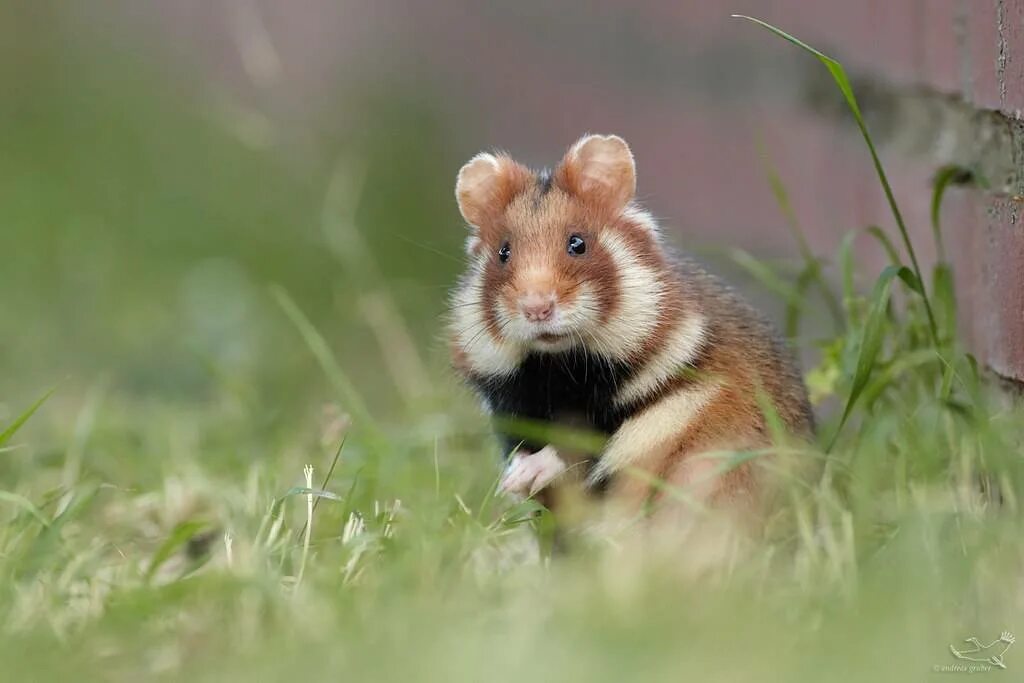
1,14,1023,683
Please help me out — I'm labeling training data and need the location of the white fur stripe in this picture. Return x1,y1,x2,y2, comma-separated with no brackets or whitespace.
591,382,720,483
613,313,706,407
590,231,665,360
450,259,524,376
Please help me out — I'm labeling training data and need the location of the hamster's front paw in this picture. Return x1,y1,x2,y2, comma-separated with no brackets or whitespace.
500,446,567,497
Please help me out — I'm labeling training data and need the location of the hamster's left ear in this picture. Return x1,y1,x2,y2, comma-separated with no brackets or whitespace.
555,134,636,215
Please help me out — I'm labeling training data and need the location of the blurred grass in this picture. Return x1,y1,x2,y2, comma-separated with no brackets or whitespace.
1,10,1023,683
0,4,462,417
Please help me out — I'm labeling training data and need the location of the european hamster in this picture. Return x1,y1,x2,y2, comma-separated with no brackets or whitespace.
448,134,813,527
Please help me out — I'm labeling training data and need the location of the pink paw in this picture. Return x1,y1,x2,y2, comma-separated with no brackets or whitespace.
499,446,567,497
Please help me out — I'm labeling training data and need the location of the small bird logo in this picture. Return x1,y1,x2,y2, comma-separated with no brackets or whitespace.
949,631,1015,670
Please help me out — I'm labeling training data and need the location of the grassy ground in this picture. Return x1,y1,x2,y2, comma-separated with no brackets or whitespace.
2,13,1023,682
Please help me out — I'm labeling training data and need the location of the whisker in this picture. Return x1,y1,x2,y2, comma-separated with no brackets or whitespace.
383,231,467,266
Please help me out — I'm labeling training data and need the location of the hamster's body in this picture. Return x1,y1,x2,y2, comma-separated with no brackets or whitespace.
449,135,813,530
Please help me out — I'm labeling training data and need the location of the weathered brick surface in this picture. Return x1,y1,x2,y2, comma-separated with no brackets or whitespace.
922,0,964,93
977,198,1024,379
958,2,1024,383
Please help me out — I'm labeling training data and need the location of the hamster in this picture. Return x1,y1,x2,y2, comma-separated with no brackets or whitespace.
448,134,813,529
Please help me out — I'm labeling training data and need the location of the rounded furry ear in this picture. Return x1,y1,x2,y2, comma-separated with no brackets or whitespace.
455,152,530,228
555,134,636,214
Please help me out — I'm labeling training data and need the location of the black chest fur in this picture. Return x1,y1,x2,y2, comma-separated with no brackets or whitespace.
471,351,636,455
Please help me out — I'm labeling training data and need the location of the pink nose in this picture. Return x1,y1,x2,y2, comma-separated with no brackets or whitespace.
520,293,555,322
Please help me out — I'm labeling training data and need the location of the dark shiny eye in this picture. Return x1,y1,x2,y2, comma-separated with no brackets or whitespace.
498,242,511,263
567,234,586,256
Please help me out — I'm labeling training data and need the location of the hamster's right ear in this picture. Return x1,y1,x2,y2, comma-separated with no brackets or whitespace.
455,152,530,230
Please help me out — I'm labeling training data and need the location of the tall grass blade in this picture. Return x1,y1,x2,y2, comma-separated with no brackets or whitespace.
144,520,208,583
839,230,857,311
893,267,924,296
730,249,804,336
270,285,382,440
826,266,907,450
296,435,348,543
280,487,347,503
756,136,813,261
929,167,964,345
492,416,608,454
932,263,957,343
0,388,54,448
930,165,973,263
865,226,901,267
0,491,51,528
756,137,844,330
733,15,939,346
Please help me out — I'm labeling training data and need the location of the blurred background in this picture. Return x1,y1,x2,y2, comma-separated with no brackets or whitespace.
1,1,1017,428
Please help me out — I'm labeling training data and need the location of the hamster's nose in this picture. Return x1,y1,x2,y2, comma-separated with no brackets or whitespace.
520,292,556,322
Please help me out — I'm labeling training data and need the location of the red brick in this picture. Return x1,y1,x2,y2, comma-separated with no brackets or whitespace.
976,197,1024,381
965,0,1006,111
921,0,963,93
999,0,1024,117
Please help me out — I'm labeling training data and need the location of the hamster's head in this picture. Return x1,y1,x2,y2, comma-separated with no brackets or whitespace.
452,134,666,366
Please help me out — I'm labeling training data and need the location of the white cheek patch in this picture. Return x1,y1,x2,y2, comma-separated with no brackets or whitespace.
496,291,534,346
564,284,602,332
614,312,706,407
591,382,720,484
589,231,665,360
449,260,524,376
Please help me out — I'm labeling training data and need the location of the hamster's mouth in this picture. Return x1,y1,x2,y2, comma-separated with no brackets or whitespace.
535,332,570,344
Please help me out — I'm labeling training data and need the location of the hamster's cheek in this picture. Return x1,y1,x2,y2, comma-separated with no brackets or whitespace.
569,284,602,328
494,289,520,328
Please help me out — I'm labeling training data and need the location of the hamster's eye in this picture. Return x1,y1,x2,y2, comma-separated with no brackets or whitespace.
567,234,586,256
498,242,511,264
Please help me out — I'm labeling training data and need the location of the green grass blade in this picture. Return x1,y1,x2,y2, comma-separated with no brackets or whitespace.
826,265,905,451
894,266,924,296
730,249,804,327
939,355,957,401
756,133,844,333
492,416,608,454
144,520,208,583
296,435,349,543
280,487,347,503
734,15,939,347
788,268,814,338
838,230,857,312
756,135,813,261
754,386,789,445
865,226,901,267
932,263,957,342
930,165,973,263
0,388,55,448
270,285,381,440
0,491,51,528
